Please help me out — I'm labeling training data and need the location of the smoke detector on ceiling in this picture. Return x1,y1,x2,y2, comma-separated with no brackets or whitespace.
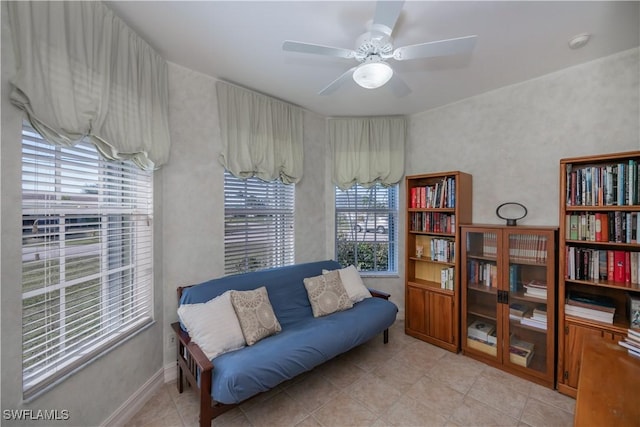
568,33,591,50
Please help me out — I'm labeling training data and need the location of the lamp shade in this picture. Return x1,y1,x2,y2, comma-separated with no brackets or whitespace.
352,61,393,89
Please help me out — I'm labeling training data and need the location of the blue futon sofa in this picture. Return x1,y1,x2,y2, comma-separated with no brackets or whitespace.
171,260,398,427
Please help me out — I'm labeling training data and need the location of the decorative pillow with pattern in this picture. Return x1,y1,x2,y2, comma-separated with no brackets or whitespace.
304,270,353,318
230,286,282,345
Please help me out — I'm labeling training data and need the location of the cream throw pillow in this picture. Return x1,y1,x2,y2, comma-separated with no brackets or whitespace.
304,270,353,317
323,265,372,303
230,287,282,345
177,291,246,359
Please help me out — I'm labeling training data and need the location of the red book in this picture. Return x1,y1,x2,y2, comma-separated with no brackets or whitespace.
614,250,625,283
410,187,417,208
625,251,631,283
601,213,609,242
607,250,615,281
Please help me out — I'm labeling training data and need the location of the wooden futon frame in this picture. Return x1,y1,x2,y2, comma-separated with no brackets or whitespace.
172,285,391,427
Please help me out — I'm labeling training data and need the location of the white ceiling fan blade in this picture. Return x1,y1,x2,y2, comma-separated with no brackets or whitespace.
318,67,358,95
393,35,477,61
283,40,355,59
372,1,405,36
387,74,411,97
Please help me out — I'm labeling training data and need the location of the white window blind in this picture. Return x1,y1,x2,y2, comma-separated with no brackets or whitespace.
21,123,153,399
335,184,398,273
224,171,294,275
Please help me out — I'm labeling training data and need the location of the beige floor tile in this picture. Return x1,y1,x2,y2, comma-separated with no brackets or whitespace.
284,372,341,412
519,398,574,427
449,396,520,426
426,353,485,394
466,374,529,419
294,414,323,427
528,383,576,414
242,391,310,427
480,365,534,396
371,354,426,393
346,372,404,415
382,396,449,426
312,392,378,426
404,375,465,419
315,356,367,389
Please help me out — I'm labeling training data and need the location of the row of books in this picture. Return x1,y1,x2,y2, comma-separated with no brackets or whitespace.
565,160,639,207
410,212,456,234
419,238,455,263
475,233,547,264
509,337,535,367
565,212,638,243
508,234,548,264
510,303,548,331
564,292,615,324
440,266,455,290
565,247,640,285
467,260,498,288
467,320,535,366
409,177,456,209
618,328,640,358
523,280,548,300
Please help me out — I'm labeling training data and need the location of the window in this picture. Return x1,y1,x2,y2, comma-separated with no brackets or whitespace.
21,123,153,398
224,171,294,274
335,184,398,274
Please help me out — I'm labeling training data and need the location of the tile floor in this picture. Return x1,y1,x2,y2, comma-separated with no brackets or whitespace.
126,320,575,427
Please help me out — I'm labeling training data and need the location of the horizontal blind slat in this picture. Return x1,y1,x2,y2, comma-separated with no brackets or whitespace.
21,122,154,396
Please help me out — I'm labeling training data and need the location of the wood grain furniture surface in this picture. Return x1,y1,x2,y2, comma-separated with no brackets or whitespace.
574,335,640,427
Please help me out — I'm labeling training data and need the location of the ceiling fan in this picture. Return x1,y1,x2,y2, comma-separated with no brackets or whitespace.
282,0,477,97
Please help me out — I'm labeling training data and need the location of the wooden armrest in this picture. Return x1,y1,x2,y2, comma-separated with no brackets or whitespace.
368,288,390,300
171,322,213,371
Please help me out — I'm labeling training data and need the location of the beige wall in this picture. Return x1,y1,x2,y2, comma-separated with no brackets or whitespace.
0,3,165,425
161,63,333,366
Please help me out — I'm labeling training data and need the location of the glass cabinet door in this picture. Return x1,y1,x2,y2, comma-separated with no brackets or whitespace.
504,231,551,374
463,229,500,362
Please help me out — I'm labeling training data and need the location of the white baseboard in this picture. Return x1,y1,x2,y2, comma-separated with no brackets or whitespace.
101,368,164,427
164,362,178,383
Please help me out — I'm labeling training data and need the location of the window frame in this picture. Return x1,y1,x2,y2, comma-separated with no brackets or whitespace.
20,123,154,399
223,171,295,275
334,183,399,276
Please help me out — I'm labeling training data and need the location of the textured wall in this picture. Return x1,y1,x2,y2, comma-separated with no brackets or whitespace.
0,3,164,425
162,64,331,367
382,47,640,316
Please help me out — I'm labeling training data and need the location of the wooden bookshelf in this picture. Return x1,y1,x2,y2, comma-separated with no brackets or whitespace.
405,171,472,352
461,224,557,388
557,151,640,397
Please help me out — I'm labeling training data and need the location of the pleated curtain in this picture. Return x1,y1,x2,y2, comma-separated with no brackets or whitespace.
217,81,304,184
329,116,406,190
7,1,171,170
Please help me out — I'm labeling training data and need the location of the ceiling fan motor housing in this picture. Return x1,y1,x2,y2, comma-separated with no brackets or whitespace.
354,32,394,62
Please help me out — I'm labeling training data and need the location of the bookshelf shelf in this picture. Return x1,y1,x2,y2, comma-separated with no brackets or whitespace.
405,171,472,352
557,150,640,398
461,224,557,389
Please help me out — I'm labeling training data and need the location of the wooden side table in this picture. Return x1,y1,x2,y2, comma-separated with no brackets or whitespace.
573,335,640,426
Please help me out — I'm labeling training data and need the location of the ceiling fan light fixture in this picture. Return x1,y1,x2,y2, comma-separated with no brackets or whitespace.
352,61,393,89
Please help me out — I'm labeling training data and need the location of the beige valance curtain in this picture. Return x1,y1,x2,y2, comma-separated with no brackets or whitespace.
217,81,303,184
329,116,406,190
7,1,170,170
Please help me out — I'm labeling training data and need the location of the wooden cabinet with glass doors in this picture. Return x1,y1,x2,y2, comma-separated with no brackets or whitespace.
461,225,557,388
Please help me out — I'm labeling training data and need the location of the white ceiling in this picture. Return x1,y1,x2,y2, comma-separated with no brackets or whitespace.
105,1,640,117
